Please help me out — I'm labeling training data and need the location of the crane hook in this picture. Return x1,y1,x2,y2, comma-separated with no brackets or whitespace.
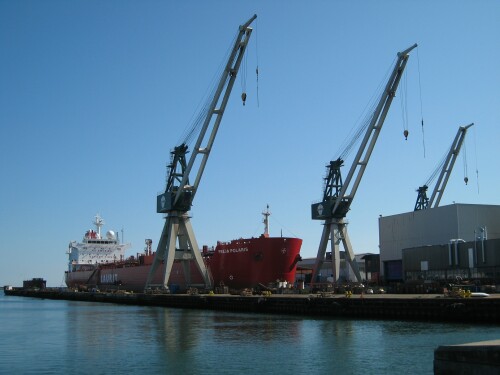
464,176,469,185
241,92,247,106
403,129,409,140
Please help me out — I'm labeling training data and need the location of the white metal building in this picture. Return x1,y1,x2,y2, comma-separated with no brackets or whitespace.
378,203,500,281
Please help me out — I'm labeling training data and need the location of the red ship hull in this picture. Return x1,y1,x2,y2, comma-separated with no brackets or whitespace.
65,254,205,293
205,236,303,289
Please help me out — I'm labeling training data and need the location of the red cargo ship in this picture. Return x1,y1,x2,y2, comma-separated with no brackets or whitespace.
203,207,302,289
65,209,302,292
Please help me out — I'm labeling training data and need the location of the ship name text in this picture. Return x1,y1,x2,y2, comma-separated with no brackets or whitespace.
219,247,248,254
101,273,118,284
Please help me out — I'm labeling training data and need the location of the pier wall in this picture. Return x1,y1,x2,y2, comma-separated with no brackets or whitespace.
4,289,500,324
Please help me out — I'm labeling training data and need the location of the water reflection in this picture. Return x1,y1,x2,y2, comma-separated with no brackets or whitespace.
210,313,302,343
150,307,202,351
2,294,499,375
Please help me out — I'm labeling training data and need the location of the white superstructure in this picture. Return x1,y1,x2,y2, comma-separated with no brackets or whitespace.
67,215,131,272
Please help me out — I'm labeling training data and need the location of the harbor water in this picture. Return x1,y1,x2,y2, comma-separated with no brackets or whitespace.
1,292,498,374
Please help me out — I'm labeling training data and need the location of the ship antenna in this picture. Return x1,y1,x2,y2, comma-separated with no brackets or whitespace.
93,214,105,239
262,204,271,237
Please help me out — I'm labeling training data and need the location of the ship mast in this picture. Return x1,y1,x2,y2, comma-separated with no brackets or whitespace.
93,214,104,239
262,205,271,237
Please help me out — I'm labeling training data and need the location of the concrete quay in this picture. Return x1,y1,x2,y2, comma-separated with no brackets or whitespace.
4,288,500,324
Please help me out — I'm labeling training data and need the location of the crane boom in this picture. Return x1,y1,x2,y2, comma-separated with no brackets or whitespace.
157,14,257,214
414,123,473,211
311,44,417,285
172,14,257,209
146,15,257,292
334,45,417,215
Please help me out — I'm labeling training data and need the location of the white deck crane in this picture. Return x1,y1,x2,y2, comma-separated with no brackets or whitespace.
145,15,257,291
414,123,473,211
310,44,417,285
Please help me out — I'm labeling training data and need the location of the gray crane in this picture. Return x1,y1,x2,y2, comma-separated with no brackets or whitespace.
414,123,473,211
145,15,257,291
310,44,417,285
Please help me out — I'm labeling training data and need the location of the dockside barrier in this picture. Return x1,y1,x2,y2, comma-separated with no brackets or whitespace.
434,340,500,374
4,289,500,324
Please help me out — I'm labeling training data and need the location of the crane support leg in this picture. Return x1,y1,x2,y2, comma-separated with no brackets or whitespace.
331,223,342,282
144,214,178,290
162,217,179,289
177,222,192,286
311,224,330,285
311,220,363,286
180,215,212,287
145,212,212,291
337,222,362,282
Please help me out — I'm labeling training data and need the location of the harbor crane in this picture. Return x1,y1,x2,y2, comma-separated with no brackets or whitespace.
145,15,257,291
310,44,417,285
414,123,473,211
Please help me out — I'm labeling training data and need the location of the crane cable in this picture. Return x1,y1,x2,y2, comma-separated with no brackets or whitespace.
255,17,260,107
417,47,426,158
179,32,238,147
462,142,469,185
424,151,447,187
400,68,409,140
335,59,394,161
241,39,248,105
473,125,480,194
241,17,260,107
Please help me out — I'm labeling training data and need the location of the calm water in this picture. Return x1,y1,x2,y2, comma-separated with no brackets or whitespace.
0,293,498,374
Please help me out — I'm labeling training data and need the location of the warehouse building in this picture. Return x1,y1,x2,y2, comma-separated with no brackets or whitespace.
402,238,500,284
378,203,500,283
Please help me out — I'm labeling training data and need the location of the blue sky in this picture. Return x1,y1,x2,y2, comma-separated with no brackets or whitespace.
1,1,498,287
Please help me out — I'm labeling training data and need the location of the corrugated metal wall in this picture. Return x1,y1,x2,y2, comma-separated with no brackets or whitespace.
403,239,500,271
378,204,500,278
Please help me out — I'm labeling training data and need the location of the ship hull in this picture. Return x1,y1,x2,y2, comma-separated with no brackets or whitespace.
205,237,303,289
65,258,205,293
65,237,302,292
